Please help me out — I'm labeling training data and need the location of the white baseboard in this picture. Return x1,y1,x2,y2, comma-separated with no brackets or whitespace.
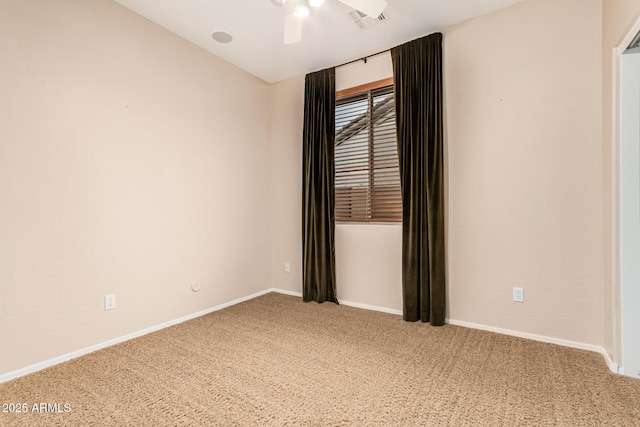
270,288,403,316
339,299,403,316
446,318,619,374
270,288,302,297
0,288,621,383
599,348,619,374
0,288,273,384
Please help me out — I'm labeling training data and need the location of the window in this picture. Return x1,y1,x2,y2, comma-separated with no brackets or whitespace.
335,80,401,222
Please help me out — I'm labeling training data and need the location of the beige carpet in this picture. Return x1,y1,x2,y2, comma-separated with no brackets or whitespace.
1,292,639,426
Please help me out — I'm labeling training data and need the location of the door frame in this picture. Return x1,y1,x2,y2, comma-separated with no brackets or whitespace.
614,17,640,379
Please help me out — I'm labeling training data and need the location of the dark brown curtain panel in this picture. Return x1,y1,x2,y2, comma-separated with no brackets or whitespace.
302,68,338,304
391,32,445,325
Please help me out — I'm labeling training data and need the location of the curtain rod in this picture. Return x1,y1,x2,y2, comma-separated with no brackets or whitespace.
335,48,390,69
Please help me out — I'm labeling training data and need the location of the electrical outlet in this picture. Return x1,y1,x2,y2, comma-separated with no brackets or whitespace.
284,262,291,273
104,294,116,311
513,287,524,303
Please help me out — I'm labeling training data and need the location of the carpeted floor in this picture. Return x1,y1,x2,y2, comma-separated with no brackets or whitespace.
1,292,639,426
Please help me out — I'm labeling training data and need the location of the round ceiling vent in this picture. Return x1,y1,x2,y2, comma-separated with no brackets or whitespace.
211,30,233,44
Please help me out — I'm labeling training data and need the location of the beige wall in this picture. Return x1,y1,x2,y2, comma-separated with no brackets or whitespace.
270,75,304,293
445,0,603,345
335,224,402,310
602,0,640,363
0,0,271,376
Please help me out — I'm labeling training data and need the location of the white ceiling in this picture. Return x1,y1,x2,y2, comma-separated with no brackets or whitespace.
113,0,524,83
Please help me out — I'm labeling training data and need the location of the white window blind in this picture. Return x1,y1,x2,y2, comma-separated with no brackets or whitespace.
335,85,402,222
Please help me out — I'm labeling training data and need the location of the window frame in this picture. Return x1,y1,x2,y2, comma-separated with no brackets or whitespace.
335,77,402,224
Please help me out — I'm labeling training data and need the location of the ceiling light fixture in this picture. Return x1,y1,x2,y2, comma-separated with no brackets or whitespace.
294,2,310,18
273,0,388,44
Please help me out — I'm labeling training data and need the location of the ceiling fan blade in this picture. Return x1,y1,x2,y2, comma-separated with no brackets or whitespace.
337,0,387,18
284,14,302,44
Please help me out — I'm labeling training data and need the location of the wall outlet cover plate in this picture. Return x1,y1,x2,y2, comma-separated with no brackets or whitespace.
104,294,116,311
